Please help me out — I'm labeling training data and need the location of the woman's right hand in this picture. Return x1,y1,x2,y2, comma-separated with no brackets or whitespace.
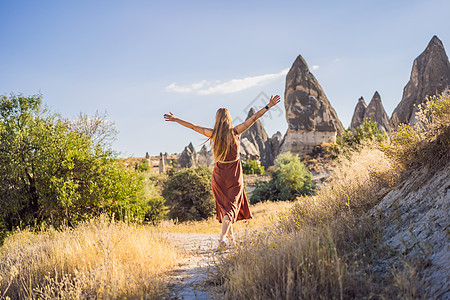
164,112,177,122
268,95,281,108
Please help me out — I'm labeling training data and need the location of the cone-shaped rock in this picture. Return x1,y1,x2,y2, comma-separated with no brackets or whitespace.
350,97,367,131
364,92,391,132
240,108,272,167
391,35,450,127
239,138,260,162
177,142,197,169
279,55,344,157
198,144,213,167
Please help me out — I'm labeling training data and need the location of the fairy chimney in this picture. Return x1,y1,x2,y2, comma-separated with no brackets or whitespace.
391,35,450,127
350,97,367,131
278,55,344,157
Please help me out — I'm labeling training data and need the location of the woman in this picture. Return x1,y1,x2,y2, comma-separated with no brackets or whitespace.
164,95,281,248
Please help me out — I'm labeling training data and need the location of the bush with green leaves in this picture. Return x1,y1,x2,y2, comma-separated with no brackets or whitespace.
139,158,150,172
142,173,167,224
242,160,264,175
162,166,215,222
250,152,314,203
331,119,389,156
0,94,163,235
385,93,450,168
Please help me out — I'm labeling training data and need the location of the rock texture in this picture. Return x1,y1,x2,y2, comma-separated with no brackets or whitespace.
391,35,450,127
267,131,283,164
239,138,260,162
240,108,271,167
177,142,197,169
278,55,344,157
238,109,283,167
370,162,450,299
198,145,214,167
364,91,391,132
158,152,165,173
350,97,367,131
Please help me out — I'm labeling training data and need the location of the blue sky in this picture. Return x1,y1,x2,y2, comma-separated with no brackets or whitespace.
1,0,449,157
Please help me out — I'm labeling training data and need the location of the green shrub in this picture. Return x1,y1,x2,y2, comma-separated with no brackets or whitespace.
162,166,215,222
141,173,167,224
385,93,450,168
332,119,389,156
251,152,314,203
242,160,264,175
144,196,166,224
139,158,150,172
0,94,158,234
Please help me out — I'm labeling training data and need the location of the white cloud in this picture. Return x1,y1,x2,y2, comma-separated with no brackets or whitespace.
165,68,289,95
311,65,320,70
165,80,208,93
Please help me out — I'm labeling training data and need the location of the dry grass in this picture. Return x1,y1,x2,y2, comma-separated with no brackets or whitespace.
156,200,293,234
0,216,181,299
214,144,401,299
214,94,450,299
385,94,450,169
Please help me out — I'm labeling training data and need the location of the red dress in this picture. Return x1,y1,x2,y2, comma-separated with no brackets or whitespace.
211,129,253,223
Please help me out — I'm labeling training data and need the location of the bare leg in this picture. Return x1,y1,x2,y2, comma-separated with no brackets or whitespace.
219,215,232,245
227,223,236,246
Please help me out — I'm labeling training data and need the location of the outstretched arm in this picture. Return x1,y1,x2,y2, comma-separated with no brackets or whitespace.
164,112,213,137
234,95,281,135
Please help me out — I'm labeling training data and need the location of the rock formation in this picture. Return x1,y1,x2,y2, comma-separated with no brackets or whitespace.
370,162,450,298
239,138,260,162
198,144,214,167
177,142,197,169
278,55,344,157
238,109,283,167
240,108,271,167
158,152,165,173
363,91,391,132
350,97,367,131
391,35,450,127
267,131,283,164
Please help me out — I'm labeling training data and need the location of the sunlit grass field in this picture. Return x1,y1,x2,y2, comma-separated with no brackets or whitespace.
0,201,292,299
0,217,181,299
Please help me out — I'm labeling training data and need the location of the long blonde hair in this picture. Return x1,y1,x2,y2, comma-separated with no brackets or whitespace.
210,108,236,162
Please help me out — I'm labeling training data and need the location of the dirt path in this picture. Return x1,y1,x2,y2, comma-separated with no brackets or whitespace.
164,233,224,300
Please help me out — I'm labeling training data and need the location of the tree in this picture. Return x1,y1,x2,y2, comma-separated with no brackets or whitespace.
162,166,215,222
139,158,150,172
251,152,314,203
0,94,158,234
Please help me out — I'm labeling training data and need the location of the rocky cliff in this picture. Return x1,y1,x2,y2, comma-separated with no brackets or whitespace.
278,55,344,157
350,97,367,131
370,160,449,298
391,35,450,127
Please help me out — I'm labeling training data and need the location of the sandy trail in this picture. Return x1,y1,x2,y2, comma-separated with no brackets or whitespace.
164,233,225,300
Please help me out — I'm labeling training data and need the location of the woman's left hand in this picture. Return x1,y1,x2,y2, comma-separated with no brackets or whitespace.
268,95,281,108
164,112,177,122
